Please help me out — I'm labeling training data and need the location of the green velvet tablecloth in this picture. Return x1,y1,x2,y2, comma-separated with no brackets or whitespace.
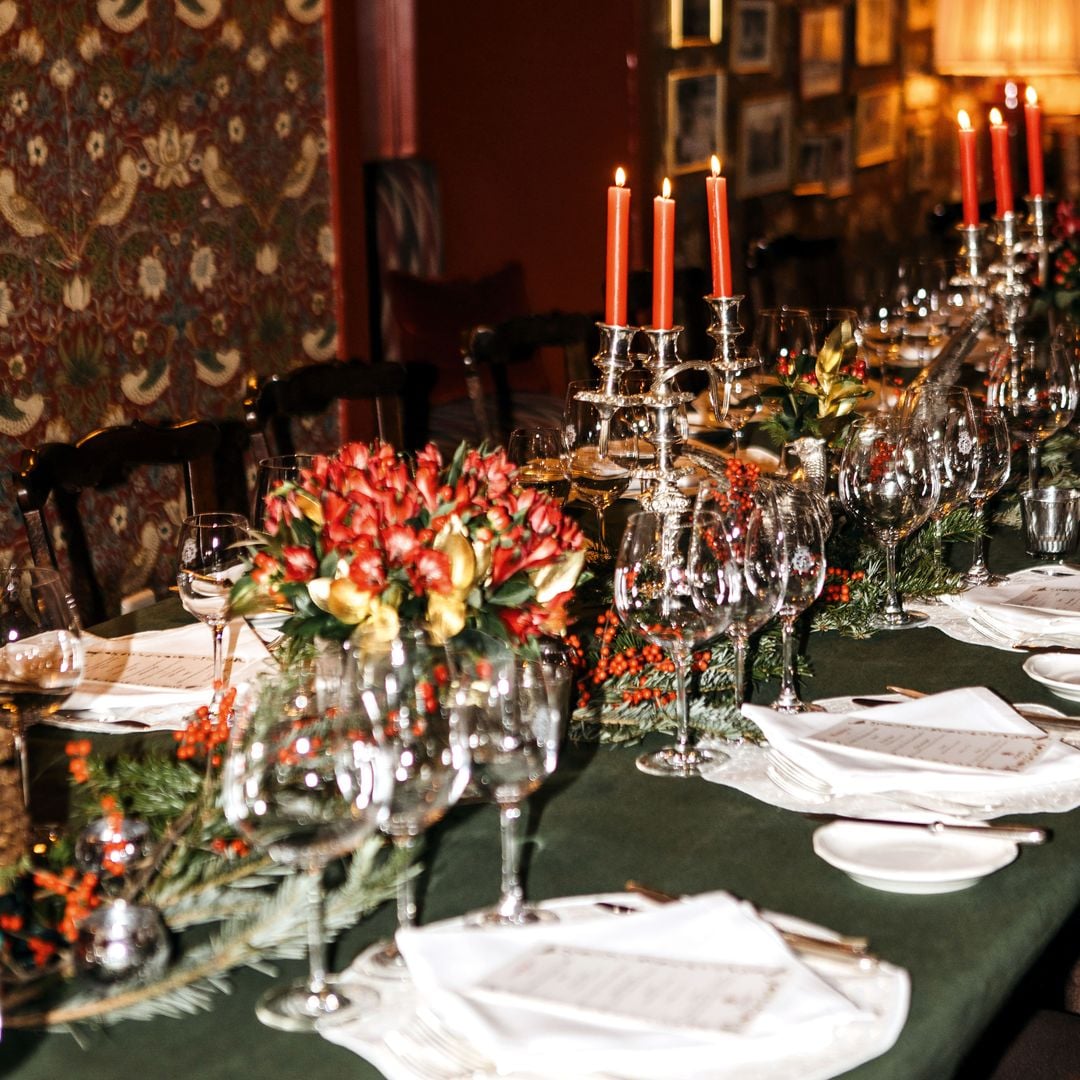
6,528,1080,1079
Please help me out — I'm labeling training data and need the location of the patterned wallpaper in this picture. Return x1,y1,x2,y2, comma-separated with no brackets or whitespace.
0,0,335,610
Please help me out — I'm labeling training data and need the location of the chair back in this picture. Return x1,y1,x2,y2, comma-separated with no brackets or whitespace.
244,357,407,461
745,234,845,326
14,419,228,625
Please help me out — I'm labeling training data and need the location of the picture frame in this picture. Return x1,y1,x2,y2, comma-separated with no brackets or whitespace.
826,122,854,197
738,94,793,197
794,134,829,195
855,0,895,67
670,0,722,47
906,124,934,190
907,0,934,31
666,68,725,175
730,0,776,75
799,6,844,99
855,84,901,167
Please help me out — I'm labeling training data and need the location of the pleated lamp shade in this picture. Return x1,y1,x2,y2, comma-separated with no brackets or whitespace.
934,0,1080,76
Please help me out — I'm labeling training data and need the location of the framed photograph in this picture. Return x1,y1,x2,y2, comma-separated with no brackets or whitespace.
906,124,934,190
826,123,854,197
855,0,895,66
738,94,793,197
731,0,776,75
799,6,844,99
794,134,829,195
855,84,901,167
666,69,725,175
907,0,934,30
670,0,722,46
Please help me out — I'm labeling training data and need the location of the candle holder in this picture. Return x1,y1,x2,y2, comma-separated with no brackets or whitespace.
705,294,761,423
1022,194,1056,293
951,224,989,311
989,213,1030,352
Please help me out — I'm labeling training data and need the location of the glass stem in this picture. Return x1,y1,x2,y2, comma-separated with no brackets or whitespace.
13,709,29,809
932,515,944,562
732,637,748,705
882,541,904,623
305,864,328,995
210,621,225,705
672,651,691,756
1027,443,1040,492
394,835,418,932
495,802,525,921
775,615,799,710
968,500,989,578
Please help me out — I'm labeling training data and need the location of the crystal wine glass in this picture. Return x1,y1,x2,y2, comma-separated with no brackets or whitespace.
764,483,826,712
352,630,471,976
896,257,952,365
176,512,249,706
0,566,84,807
614,509,734,777
753,307,814,380
807,307,861,356
252,454,315,532
838,414,940,627
860,293,905,412
221,670,391,1030
987,338,1077,492
963,408,1012,587
506,427,570,502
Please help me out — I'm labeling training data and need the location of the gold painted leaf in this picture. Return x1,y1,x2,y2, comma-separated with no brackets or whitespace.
202,145,244,209
281,134,318,201
0,169,49,238
93,154,139,227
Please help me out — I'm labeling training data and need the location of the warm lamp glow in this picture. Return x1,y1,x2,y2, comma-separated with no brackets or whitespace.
935,0,1080,76
615,166,626,187
710,154,721,176
661,177,672,199
958,109,972,130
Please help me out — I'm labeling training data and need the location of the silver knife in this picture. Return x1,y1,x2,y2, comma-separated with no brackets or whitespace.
817,816,1048,844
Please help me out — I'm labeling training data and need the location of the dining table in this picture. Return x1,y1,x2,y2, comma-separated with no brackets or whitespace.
6,520,1080,1080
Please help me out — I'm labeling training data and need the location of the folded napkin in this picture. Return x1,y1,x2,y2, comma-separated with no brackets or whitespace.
66,621,272,713
744,687,1080,797
394,892,890,1080
943,570,1080,646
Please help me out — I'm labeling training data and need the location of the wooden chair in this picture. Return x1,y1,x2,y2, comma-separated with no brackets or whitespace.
243,357,407,461
13,419,229,626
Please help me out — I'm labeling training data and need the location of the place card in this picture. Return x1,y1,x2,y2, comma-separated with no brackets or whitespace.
83,645,262,691
807,717,1049,773
473,944,785,1035
999,583,1080,615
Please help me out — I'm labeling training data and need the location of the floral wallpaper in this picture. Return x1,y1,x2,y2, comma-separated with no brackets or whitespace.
0,0,336,614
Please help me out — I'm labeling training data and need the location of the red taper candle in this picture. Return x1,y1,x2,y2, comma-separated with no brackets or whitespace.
605,167,630,325
957,111,979,228
652,177,675,329
706,154,733,297
1024,86,1045,199
989,107,1014,218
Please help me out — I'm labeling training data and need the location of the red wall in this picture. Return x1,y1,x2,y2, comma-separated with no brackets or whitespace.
415,0,645,314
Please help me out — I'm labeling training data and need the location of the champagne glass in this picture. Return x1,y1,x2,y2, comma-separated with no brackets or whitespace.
839,415,939,627
0,566,84,807
614,510,734,777
565,386,637,562
987,338,1077,492
176,512,249,705
466,653,568,925
506,427,570,502
221,670,391,1030
963,408,1012,587
352,631,471,976
764,483,826,713
252,454,315,532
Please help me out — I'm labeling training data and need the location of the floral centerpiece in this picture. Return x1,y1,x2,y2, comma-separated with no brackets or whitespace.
230,441,587,649
1042,199,1080,323
760,320,872,447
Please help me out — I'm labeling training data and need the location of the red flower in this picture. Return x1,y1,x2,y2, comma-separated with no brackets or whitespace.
282,546,317,582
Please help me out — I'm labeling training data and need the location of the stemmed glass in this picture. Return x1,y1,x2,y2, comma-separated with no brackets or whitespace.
506,427,570,502
221,669,391,1030
614,509,734,777
896,257,952,364
860,294,905,411
807,307,861,355
718,370,763,460
252,454,315,532
987,338,1077,491
352,631,471,976
176,512,250,706
467,653,569,924
963,408,1012,587
0,566,84,806
839,415,940,627
764,484,827,713
565,384,637,562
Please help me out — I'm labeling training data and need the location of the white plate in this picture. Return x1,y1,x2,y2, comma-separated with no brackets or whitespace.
812,821,1018,894
1023,654,1080,702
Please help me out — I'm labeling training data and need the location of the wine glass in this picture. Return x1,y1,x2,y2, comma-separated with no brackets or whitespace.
221,669,391,1030
963,408,1012,587
718,369,763,460
466,652,569,924
987,338,1077,492
614,509,734,777
896,257,952,364
807,307,861,355
764,483,827,713
753,307,814,378
506,427,570,502
351,630,471,976
694,484,788,705
0,566,84,807
860,293,905,412
838,415,940,627
252,454,315,532
176,512,250,705
565,385,637,562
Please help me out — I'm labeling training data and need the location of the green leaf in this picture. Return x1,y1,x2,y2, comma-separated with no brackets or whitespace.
489,578,534,606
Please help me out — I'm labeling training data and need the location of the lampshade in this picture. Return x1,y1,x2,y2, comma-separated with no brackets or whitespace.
935,0,1080,76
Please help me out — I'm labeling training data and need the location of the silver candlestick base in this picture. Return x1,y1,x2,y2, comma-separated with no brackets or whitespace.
951,224,989,310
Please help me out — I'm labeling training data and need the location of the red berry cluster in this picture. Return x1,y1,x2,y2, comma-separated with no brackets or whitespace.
210,836,251,859
66,738,93,783
868,438,897,484
97,795,130,878
822,566,865,603
174,686,236,766
32,867,101,943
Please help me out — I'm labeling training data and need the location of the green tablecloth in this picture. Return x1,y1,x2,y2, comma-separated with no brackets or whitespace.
6,529,1080,1079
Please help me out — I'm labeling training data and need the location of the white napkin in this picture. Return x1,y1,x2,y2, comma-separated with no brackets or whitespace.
743,687,1080,797
394,892,882,1080
66,621,272,713
942,570,1080,647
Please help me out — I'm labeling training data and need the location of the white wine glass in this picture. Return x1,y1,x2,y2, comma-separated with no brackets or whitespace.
506,427,570,502
614,510,734,777
176,512,249,705
964,408,1012,587
839,415,939,627
221,670,391,1030
252,454,315,532
0,566,84,807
